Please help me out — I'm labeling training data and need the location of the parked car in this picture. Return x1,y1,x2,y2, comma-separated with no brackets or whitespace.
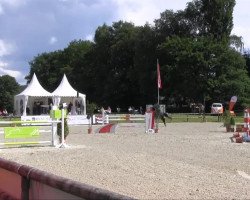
211,103,223,114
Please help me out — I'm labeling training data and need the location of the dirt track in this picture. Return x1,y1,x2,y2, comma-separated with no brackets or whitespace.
1,123,250,199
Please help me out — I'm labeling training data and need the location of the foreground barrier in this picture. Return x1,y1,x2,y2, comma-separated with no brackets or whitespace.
0,121,59,147
0,158,133,200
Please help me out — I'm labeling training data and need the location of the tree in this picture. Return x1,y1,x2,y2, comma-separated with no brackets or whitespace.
134,24,159,105
199,0,235,41
27,40,94,95
27,50,66,92
243,51,250,76
230,35,244,53
154,9,193,43
185,0,235,41
63,40,94,98
26,0,249,110
158,36,250,106
0,75,20,113
91,21,139,108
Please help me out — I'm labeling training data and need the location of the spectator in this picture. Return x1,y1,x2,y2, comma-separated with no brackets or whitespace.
106,106,111,114
3,109,8,116
128,106,133,114
116,106,121,113
67,102,73,113
139,106,144,115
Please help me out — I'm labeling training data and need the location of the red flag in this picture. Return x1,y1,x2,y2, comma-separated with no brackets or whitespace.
157,60,162,89
229,96,237,111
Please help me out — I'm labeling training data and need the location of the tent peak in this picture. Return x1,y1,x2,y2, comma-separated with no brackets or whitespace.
16,73,52,97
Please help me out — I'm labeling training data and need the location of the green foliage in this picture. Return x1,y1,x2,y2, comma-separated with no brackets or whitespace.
223,109,236,126
57,118,69,140
25,0,250,111
230,116,235,125
86,102,98,115
0,75,20,113
158,36,250,105
243,51,250,76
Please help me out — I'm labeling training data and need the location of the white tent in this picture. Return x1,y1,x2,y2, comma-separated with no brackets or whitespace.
52,74,86,115
14,73,52,116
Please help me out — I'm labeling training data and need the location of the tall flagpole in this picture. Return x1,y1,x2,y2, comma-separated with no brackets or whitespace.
157,59,160,105
156,58,161,105
156,58,161,133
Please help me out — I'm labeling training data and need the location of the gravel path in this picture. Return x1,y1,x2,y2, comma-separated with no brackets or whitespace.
1,123,250,199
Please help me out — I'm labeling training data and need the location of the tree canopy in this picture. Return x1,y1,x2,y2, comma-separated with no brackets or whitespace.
0,75,20,112
25,0,250,112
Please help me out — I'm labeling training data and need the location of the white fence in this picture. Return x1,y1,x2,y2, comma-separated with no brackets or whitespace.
0,121,60,148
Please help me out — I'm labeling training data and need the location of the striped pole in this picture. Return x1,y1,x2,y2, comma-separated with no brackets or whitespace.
243,108,250,136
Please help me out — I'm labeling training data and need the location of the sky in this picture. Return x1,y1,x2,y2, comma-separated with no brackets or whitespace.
0,0,249,85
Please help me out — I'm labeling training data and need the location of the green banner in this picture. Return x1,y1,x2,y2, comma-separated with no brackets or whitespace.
4,127,40,139
50,109,67,119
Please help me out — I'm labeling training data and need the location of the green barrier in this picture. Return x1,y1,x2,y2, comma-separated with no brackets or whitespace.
4,127,39,139
50,109,67,119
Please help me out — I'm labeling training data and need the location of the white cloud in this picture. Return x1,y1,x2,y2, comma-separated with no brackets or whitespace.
85,34,93,41
0,68,21,78
49,36,58,45
0,39,15,57
0,61,8,67
0,4,4,15
113,0,187,25
0,61,22,80
232,0,250,50
0,0,27,8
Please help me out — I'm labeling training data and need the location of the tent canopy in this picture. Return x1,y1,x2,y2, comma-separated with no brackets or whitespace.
14,73,86,116
17,73,52,97
52,74,85,97
52,74,86,115
14,73,52,116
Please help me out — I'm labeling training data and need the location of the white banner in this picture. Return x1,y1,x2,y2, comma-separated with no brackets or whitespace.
67,115,89,125
21,115,90,125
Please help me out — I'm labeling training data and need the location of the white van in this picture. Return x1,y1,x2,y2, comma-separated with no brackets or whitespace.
211,103,223,114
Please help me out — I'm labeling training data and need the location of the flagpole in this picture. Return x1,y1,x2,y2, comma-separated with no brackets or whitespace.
156,59,160,133
157,59,160,105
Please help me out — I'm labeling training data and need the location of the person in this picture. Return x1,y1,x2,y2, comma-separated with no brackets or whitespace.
230,132,250,143
26,107,30,115
106,106,111,114
128,106,133,114
3,109,8,116
116,106,121,113
67,102,73,113
132,106,136,114
139,106,143,115
75,100,81,115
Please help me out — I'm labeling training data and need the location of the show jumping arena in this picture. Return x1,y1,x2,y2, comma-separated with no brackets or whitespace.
1,122,250,199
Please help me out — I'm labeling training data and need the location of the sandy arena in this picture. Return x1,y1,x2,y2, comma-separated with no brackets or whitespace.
1,122,250,199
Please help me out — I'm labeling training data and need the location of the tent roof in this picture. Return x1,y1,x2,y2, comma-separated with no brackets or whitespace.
52,74,85,97
17,73,52,97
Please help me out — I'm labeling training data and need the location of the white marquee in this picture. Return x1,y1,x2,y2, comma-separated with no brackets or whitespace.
14,74,86,116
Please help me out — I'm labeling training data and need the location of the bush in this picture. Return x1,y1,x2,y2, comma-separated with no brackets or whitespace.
57,118,69,141
230,117,235,125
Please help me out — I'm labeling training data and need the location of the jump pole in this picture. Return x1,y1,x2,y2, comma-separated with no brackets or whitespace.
56,107,68,148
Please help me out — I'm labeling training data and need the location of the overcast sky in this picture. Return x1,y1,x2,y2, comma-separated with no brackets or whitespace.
0,0,249,85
